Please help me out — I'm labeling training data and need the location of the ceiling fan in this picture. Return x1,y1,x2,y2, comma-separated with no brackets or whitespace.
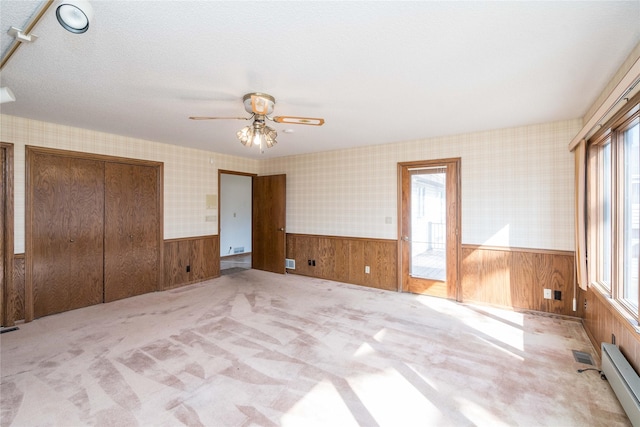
189,92,325,152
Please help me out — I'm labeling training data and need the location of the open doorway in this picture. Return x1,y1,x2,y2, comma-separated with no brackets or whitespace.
219,171,254,275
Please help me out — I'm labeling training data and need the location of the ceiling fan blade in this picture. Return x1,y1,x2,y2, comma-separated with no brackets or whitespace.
189,116,251,120
273,116,325,126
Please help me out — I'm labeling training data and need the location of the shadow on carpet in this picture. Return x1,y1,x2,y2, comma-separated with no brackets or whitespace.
220,267,249,276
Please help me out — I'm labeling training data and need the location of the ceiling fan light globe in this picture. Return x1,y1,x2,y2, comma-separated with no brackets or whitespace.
252,132,263,147
237,126,252,146
265,126,277,148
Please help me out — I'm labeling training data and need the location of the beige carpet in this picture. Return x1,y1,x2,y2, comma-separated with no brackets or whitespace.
0,270,630,426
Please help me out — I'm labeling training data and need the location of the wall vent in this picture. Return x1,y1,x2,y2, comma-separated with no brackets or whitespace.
233,247,244,254
285,258,295,269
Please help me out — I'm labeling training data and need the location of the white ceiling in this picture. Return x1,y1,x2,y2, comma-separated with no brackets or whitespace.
1,1,639,159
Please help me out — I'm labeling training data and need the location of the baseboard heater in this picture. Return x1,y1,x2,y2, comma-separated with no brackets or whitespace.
602,342,640,427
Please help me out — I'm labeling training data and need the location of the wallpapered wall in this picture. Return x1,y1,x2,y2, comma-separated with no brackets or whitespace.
0,114,258,253
261,118,581,251
2,114,580,253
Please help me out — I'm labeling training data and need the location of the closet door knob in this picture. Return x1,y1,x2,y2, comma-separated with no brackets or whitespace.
69,239,75,243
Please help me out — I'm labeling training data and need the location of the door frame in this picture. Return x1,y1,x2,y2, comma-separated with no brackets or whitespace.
397,158,461,300
217,170,286,274
25,146,163,322
218,169,256,268
1,142,14,326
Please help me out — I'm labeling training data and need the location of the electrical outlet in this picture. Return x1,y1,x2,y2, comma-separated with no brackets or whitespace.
365,266,370,274
543,288,552,299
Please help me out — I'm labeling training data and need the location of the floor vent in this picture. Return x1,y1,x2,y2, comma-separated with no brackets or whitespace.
573,350,594,366
285,258,295,269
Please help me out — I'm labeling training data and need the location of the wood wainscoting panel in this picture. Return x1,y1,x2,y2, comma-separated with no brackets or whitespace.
583,286,640,372
462,245,582,317
287,237,580,316
348,239,366,285
462,247,512,307
286,234,397,291
12,255,25,322
319,236,350,282
366,238,397,290
164,236,219,289
190,235,219,281
164,240,191,289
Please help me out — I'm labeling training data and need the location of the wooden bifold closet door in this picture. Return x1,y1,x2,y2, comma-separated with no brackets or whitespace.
104,162,159,302
31,153,105,318
27,147,162,321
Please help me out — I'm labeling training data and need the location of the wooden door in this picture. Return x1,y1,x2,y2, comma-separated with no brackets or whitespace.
30,152,105,318
252,174,286,273
399,159,461,300
104,162,160,302
0,143,13,326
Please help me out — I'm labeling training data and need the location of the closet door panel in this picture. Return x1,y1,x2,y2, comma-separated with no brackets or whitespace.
32,154,105,318
104,163,159,302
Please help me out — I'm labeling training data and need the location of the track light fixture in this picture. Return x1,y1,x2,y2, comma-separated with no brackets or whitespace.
0,87,16,104
56,0,94,34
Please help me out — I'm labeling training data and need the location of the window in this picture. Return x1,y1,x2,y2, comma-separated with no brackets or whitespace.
587,95,640,318
590,138,613,292
621,121,639,311
602,141,612,289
